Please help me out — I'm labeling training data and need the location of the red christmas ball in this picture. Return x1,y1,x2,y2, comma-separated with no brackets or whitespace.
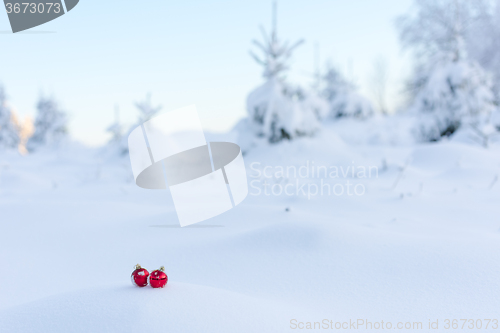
131,264,149,287
150,266,168,288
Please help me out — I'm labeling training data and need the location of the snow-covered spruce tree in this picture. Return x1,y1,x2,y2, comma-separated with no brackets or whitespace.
107,105,124,144
246,3,325,143
466,0,500,135
322,65,374,119
466,1,500,101
104,104,127,155
0,85,20,150
117,94,162,155
134,93,162,124
409,57,496,145
398,0,497,145
27,96,68,152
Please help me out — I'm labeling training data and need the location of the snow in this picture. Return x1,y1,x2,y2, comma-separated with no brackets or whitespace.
0,283,305,332
0,131,499,332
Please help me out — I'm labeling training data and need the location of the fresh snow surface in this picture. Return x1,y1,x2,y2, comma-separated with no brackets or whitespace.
1,129,500,332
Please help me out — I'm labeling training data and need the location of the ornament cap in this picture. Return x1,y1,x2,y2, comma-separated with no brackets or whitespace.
159,266,165,272
135,264,142,270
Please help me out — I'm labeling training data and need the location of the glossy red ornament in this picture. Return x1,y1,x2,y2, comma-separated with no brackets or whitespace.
149,266,168,288
131,264,149,287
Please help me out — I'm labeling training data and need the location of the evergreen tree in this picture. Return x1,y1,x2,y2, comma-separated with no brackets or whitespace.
246,2,325,143
27,95,68,151
0,85,20,150
410,58,495,144
107,105,124,144
398,0,497,144
322,65,374,119
459,1,500,99
134,93,162,124
117,94,161,156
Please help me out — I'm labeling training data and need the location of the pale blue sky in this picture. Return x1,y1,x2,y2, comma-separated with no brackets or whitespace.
0,0,413,146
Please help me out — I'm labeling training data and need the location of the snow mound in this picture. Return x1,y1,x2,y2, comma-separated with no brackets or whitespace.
0,283,303,333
